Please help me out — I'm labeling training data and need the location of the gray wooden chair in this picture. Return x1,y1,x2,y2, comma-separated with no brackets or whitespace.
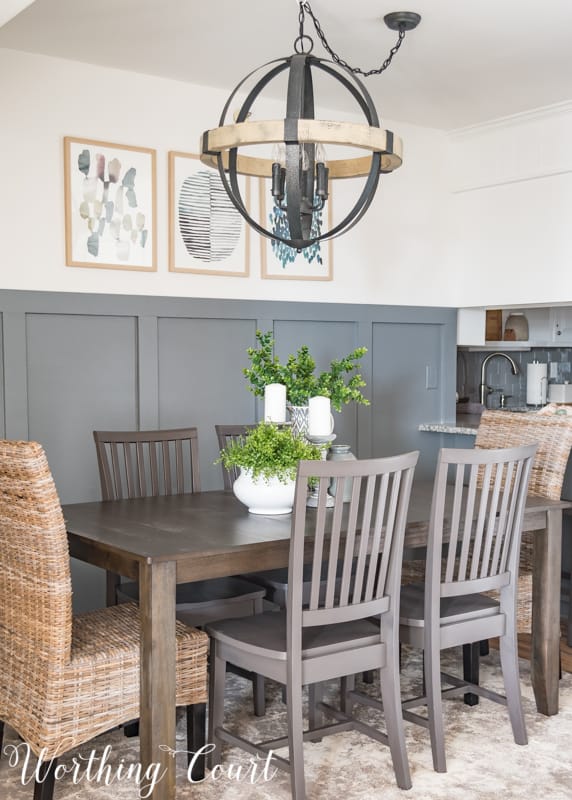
93,427,267,715
397,444,537,773
216,422,369,693
206,450,419,797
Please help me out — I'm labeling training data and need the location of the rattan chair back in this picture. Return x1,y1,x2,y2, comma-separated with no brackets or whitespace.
0,440,73,671
475,410,572,500
475,409,572,631
0,438,209,778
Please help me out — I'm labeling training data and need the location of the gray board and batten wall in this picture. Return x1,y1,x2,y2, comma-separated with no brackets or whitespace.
0,290,457,611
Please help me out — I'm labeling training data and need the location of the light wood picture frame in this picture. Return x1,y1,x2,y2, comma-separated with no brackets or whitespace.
259,178,333,281
168,151,250,276
64,137,157,271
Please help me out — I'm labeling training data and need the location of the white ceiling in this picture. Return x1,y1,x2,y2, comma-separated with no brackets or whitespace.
2,0,572,130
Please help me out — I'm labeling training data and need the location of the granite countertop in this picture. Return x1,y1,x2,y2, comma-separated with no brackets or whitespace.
418,402,535,436
418,413,480,436
418,401,482,435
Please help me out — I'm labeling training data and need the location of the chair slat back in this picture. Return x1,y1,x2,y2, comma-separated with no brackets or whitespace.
0,440,73,667
93,428,200,500
428,445,536,603
287,452,418,631
215,424,256,490
476,410,572,500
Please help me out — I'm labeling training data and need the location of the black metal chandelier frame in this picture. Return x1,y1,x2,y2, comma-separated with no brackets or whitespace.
200,2,420,251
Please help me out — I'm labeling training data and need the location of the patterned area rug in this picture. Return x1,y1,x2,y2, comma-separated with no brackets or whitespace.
2,646,572,799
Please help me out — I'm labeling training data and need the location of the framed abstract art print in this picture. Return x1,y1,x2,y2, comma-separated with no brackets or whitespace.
64,137,157,271
258,178,333,281
169,151,250,276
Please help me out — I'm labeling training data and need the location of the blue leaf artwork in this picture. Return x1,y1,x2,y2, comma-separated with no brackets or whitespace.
269,197,324,269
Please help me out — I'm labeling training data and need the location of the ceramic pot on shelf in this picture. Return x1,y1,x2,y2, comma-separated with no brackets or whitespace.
504,312,529,341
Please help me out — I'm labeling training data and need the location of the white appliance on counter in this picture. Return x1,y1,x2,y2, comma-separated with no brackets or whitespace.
548,383,572,404
526,361,547,406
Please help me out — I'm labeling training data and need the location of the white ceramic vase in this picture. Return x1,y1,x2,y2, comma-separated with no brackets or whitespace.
233,468,296,515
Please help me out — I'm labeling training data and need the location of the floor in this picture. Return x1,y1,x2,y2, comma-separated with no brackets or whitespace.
2,645,572,799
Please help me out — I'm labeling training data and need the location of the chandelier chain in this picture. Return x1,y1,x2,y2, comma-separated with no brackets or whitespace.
298,1,406,77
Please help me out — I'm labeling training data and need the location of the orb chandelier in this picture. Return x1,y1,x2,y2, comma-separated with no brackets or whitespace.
201,2,421,251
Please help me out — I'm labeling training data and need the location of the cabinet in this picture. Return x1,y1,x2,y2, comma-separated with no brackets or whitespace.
458,306,572,349
551,307,572,343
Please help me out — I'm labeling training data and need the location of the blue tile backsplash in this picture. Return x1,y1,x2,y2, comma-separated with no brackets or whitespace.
457,348,572,409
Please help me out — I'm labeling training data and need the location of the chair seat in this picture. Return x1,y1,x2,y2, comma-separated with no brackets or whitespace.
400,582,501,628
25,601,208,758
207,609,382,662
242,559,350,608
118,575,266,610
72,601,207,675
241,565,316,607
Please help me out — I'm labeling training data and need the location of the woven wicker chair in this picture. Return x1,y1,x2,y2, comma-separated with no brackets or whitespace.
0,440,209,799
403,410,572,632
475,409,572,633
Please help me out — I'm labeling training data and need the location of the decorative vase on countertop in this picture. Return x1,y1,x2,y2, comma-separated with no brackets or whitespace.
327,444,357,502
504,312,529,341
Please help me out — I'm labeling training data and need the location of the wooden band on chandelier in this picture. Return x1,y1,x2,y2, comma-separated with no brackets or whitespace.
200,119,403,179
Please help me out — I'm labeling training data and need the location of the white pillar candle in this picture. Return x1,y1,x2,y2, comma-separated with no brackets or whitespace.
264,383,287,423
308,396,334,436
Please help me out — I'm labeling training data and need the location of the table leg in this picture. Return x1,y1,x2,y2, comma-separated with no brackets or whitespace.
139,560,177,800
531,509,561,716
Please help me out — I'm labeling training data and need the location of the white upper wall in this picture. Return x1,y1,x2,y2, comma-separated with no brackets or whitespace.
447,103,572,307
3,47,572,309
0,48,452,306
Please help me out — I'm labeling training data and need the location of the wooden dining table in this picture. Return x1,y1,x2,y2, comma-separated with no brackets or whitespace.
63,484,570,800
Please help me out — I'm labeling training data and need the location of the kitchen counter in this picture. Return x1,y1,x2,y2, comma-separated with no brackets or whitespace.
418,413,480,436
419,401,483,435
419,403,537,436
